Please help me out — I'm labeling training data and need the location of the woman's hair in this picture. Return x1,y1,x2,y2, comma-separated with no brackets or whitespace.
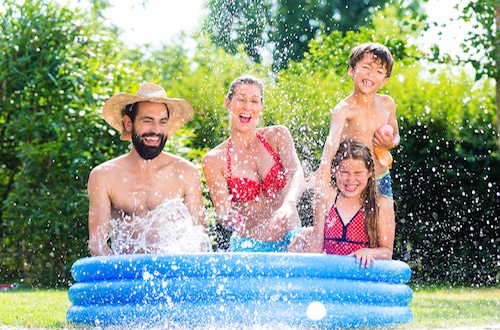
349,42,394,78
332,139,378,246
227,74,264,103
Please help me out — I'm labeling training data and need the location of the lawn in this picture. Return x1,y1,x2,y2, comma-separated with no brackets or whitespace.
0,285,499,329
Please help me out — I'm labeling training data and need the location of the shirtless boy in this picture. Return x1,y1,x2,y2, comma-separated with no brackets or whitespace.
316,42,400,197
87,83,209,256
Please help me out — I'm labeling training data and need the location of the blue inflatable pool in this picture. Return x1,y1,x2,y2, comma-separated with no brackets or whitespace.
67,253,413,328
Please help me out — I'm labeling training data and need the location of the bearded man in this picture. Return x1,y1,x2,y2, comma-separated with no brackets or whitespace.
87,83,210,256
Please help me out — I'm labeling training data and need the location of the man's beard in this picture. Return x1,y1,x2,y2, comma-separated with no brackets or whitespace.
132,130,168,160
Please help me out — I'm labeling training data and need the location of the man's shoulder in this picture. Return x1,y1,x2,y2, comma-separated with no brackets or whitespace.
161,152,194,166
162,153,202,183
87,155,128,187
90,155,127,175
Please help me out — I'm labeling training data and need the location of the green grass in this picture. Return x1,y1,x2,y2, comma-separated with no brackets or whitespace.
0,285,499,329
0,288,71,328
402,285,500,329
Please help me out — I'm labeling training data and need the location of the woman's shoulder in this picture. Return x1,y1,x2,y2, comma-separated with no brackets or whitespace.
259,124,290,134
202,140,228,165
258,125,292,142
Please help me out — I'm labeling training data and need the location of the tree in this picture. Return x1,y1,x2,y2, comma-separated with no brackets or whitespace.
460,1,500,150
428,1,500,150
0,0,132,286
203,0,425,71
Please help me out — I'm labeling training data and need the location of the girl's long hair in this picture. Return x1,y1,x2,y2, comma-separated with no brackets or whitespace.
332,139,378,246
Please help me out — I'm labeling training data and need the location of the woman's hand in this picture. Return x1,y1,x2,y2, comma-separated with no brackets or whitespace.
223,210,246,233
269,202,295,231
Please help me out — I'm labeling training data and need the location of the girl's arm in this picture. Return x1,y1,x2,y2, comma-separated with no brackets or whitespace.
349,195,395,267
308,183,334,253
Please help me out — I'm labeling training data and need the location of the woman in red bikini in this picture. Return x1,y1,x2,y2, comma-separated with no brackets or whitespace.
306,139,395,268
202,75,305,252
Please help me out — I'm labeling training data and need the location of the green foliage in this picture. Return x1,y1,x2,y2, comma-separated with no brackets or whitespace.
182,36,269,149
389,64,499,284
0,0,131,286
204,0,407,70
433,1,500,150
459,0,499,81
0,0,497,287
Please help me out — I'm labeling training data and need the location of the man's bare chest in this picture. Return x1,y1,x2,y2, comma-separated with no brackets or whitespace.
110,174,184,217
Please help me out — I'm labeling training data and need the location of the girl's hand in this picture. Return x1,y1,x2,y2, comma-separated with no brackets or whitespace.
348,248,377,268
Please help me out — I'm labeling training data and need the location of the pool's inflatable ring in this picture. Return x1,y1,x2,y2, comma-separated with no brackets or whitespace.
67,253,413,328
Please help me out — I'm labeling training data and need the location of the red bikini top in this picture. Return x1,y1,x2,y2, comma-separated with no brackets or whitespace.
227,133,287,202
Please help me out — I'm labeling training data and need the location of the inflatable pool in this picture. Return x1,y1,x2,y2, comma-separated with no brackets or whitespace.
67,253,413,328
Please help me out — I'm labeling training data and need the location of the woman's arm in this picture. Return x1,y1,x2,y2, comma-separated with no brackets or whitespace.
202,147,243,231
267,125,305,223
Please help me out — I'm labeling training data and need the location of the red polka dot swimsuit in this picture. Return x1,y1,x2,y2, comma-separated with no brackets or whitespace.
324,193,372,255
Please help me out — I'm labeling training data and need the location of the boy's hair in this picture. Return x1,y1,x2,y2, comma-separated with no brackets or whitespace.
332,139,378,246
227,74,264,103
349,42,394,77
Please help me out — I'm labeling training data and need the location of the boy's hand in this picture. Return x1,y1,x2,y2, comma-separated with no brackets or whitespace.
373,124,394,149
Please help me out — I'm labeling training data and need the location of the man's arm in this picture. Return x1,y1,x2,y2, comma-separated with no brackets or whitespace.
182,162,208,229
87,167,113,256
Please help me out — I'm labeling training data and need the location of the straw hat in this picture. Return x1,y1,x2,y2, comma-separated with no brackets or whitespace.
102,82,194,140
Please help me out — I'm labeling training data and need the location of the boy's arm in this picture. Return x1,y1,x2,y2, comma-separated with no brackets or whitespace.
320,107,347,166
312,105,348,187
374,96,400,150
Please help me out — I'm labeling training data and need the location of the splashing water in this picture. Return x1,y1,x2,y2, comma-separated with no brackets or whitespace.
109,198,211,254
